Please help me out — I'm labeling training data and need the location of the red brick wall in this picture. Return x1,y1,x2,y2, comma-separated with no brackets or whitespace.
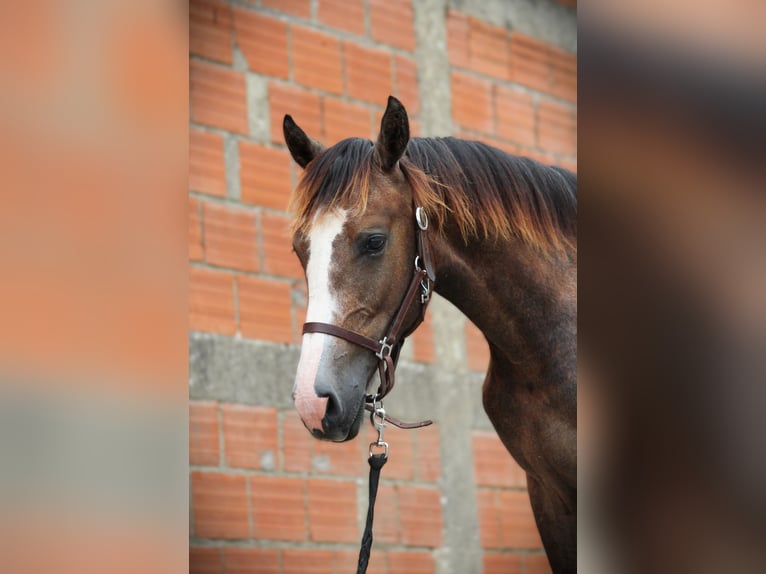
189,1,574,572
191,401,443,573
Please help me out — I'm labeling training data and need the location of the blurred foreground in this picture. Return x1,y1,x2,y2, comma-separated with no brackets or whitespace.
579,1,766,572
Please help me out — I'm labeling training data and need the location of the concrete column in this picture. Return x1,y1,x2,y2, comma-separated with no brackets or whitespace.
412,2,483,572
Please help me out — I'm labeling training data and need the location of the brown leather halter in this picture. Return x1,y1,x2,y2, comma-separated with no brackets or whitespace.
302,206,436,429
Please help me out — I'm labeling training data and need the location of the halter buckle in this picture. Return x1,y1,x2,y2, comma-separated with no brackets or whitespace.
376,337,394,360
420,277,431,304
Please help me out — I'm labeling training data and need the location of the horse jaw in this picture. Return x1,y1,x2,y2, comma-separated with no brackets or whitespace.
292,209,347,433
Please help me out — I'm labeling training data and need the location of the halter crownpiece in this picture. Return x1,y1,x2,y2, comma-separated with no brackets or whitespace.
301,204,435,429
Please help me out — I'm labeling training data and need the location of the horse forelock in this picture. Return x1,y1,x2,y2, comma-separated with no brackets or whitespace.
289,138,376,238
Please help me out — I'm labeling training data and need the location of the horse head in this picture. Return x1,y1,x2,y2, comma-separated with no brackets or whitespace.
284,97,423,441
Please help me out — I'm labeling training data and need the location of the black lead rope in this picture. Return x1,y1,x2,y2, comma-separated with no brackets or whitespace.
355,452,387,574
356,405,390,574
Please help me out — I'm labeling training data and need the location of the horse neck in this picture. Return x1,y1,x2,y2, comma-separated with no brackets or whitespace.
430,226,576,383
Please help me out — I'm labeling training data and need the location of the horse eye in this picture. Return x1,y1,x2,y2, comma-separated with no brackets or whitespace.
364,234,387,255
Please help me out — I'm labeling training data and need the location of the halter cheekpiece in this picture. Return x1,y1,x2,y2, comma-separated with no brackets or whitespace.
301,205,435,429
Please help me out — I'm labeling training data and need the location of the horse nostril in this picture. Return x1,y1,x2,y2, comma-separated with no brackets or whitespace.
323,392,339,419
314,379,343,428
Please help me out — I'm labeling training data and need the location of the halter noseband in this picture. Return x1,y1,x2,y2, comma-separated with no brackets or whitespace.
301,206,436,429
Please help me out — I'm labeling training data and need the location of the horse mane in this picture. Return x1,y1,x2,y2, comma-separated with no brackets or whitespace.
290,136,577,252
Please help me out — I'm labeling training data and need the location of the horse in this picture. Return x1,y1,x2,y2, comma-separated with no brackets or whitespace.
284,96,577,573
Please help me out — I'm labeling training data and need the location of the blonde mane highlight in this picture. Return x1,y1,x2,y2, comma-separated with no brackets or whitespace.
289,137,576,253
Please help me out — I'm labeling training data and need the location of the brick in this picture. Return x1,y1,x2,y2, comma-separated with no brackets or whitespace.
489,137,522,156
394,55,420,116
509,33,550,93
345,43,393,105
191,471,249,539
239,141,292,210
190,547,222,574
411,307,434,363
306,478,358,543
283,411,314,472
548,45,577,103
387,551,435,574
451,71,492,134
446,10,469,68
409,117,421,137
292,26,343,95
494,85,535,147
322,97,371,143
472,431,526,488
537,100,576,156
312,433,364,476
190,60,247,134
250,475,306,541
202,202,259,271
498,491,543,549
483,553,522,574
333,551,356,574
190,401,219,466
269,82,322,145
525,554,553,574
232,9,288,79
223,548,279,574
524,150,557,166
415,424,440,482
398,486,442,547
318,0,365,36
190,129,226,197
282,549,334,574
366,423,414,480
262,212,304,280
468,17,509,80
189,266,236,334
221,404,277,469
189,197,203,261
368,552,389,574
237,276,293,343
477,489,502,548
334,552,388,574
335,550,386,574
262,0,310,19
372,484,400,544
370,0,415,52
465,320,489,371
190,0,232,64
559,158,577,173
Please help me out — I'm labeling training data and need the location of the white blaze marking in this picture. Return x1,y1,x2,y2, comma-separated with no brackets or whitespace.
293,210,347,432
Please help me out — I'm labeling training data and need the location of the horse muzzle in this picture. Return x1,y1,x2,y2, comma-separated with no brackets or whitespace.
294,378,365,441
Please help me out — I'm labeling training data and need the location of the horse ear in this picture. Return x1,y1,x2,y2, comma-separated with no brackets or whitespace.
283,115,324,169
375,96,410,171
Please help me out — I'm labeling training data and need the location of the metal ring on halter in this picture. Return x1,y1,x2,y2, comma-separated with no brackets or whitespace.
369,440,389,458
415,207,428,230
